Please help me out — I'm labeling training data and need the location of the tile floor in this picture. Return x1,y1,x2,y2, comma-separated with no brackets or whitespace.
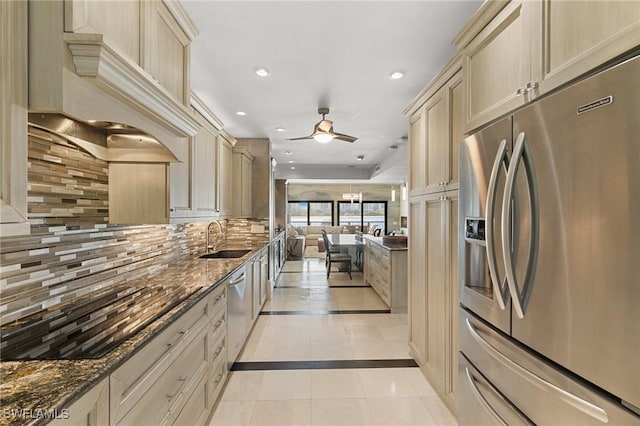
209,258,457,426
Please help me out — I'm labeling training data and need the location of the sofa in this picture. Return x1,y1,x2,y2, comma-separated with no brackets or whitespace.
287,225,370,247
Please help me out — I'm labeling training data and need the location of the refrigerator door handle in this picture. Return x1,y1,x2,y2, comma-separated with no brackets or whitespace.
464,367,509,426
465,318,610,423
486,138,510,310
501,132,539,319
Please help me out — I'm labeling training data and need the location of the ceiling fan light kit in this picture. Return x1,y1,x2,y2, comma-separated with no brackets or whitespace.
287,107,357,143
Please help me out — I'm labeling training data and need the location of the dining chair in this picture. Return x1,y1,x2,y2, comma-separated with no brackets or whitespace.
321,230,352,279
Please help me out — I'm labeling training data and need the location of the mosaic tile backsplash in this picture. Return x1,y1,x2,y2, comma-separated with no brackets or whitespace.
0,125,269,360
27,126,109,226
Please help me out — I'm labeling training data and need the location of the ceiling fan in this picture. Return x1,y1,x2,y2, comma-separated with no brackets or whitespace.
287,108,357,143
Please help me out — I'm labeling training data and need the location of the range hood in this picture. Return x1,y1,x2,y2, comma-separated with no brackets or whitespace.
28,1,198,164
28,114,179,163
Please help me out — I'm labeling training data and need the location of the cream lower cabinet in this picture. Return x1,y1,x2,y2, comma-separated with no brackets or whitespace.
49,378,109,426
110,284,227,425
408,191,458,414
455,0,640,132
363,239,408,313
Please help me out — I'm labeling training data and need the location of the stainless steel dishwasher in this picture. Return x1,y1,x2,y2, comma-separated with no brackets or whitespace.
226,267,247,368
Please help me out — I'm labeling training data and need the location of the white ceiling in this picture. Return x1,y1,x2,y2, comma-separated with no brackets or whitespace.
182,0,481,183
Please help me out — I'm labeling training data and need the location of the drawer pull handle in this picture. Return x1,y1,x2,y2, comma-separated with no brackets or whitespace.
167,329,189,347
166,376,188,400
214,343,225,356
213,373,224,385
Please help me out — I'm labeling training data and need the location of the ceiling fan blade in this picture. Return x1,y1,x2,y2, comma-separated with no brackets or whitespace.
332,133,358,143
316,120,334,133
286,135,314,141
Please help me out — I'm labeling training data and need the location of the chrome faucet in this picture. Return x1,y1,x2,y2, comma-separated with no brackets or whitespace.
205,220,224,253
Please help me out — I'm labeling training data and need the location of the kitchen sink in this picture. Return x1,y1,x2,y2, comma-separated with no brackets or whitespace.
200,249,251,259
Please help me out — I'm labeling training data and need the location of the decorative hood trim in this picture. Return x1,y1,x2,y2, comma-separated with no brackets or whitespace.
63,33,199,138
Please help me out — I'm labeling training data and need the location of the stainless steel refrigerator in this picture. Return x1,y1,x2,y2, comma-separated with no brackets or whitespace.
458,52,640,425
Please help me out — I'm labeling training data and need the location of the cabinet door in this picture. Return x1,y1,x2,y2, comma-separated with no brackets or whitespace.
425,88,447,194
64,0,141,64
408,108,425,196
446,71,464,191
408,198,426,364
217,136,233,217
422,190,458,413
193,123,218,216
424,194,447,394
241,155,252,217
109,162,169,224
49,378,109,426
0,0,29,236
170,130,193,219
144,1,190,104
538,0,640,94
463,0,533,132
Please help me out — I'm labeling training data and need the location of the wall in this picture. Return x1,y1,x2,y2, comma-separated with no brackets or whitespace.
235,138,269,218
287,183,404,232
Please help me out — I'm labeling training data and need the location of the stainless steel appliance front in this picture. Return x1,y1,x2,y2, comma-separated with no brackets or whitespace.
458,52,640,424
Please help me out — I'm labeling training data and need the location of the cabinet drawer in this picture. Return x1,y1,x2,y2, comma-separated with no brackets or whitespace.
210,284,226,315
172,373,211,426
116,322,210,425
110,295,211,423
209,353,228,405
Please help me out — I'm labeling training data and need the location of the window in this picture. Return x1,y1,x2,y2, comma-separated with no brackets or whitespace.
337,201,387,234
288,201,334,226
288,202,308,227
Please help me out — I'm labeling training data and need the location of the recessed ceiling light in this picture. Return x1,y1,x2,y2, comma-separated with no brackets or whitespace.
288,160,294,163
236,111,247,116
284,151,292,155
290,166,296,170
356,155,364,161
275,127,285,132
388,71,404,80
254,67,270,77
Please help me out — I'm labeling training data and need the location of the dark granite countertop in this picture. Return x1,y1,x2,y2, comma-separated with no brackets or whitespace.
362,234,408,251
0,242,268,426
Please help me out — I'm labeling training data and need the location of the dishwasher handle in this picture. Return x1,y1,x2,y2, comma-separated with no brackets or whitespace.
229,273,245,286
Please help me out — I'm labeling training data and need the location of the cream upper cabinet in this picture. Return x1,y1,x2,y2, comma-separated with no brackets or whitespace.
536,0,640,94
193,118,219,216
232,147,254,218
64,0,141,63
456,0,640,132
217,134,234,218
408,109,426,197
458,0,534,132
170,107,219,220
406,57,464,196
1,0,29,236
143,1,194,105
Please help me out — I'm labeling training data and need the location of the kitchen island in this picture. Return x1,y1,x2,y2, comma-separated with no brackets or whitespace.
362,235,408,313
0,242,268,426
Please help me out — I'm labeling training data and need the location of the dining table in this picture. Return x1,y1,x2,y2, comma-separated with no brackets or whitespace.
325,233,364,271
